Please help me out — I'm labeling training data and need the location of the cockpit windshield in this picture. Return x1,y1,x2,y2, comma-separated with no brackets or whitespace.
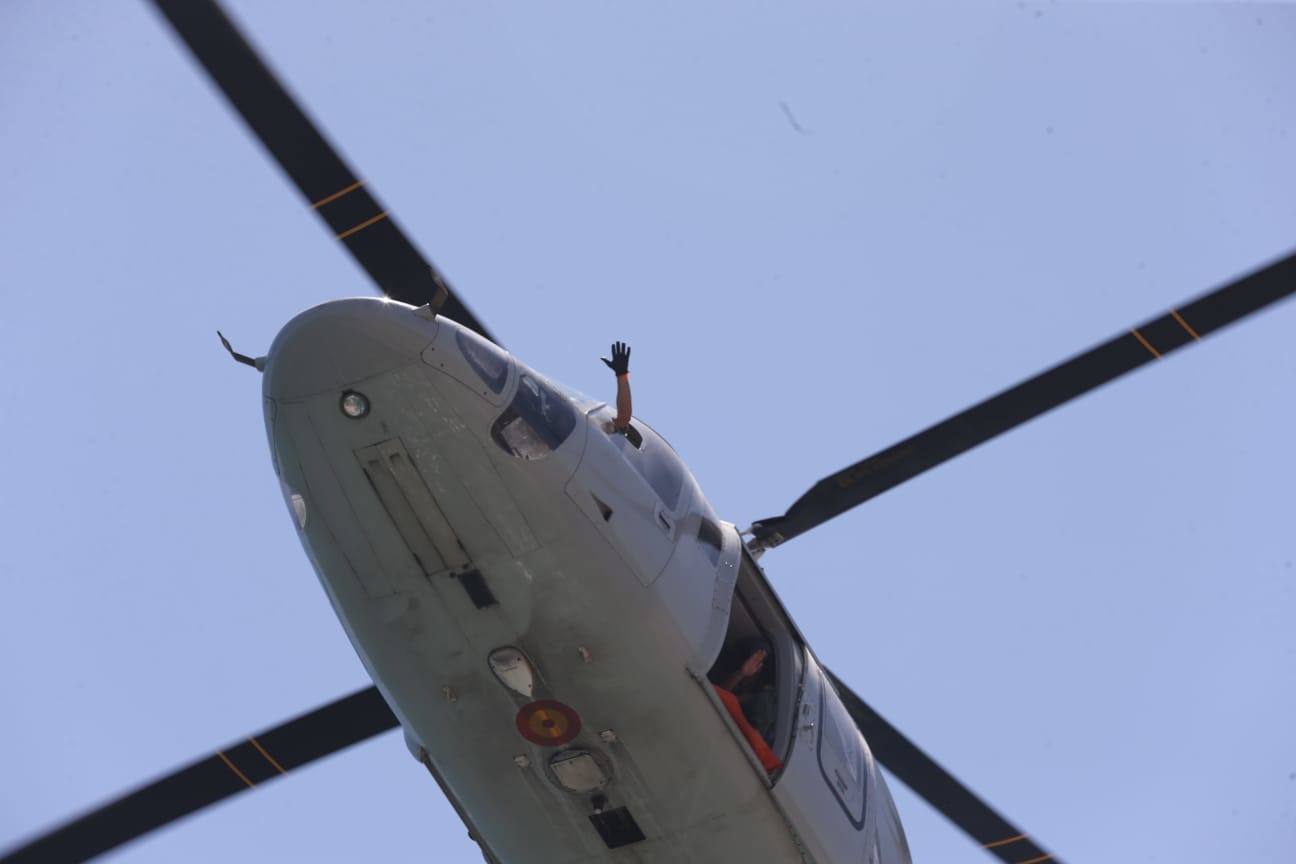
456,328,510,394
491,373,577,460
550,379,602,413
605,415,686,511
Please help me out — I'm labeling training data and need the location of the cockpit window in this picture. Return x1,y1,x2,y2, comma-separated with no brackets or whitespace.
551,379,603,413
491,373,576,460
456,328,510,394
617,423,644,450
698,518,723,566
611,421,685,511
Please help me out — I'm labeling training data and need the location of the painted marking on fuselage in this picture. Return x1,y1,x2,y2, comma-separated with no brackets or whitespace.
516,700,582,747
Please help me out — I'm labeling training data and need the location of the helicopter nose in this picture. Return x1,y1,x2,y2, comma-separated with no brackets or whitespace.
262,298,437,400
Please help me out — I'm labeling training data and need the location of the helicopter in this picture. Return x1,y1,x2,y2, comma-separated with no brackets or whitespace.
2,1,1296,864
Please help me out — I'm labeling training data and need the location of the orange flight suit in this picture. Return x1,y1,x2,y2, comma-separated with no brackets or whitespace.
713,685,783,776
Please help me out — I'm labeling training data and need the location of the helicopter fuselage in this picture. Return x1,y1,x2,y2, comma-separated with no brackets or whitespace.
262,298,910,864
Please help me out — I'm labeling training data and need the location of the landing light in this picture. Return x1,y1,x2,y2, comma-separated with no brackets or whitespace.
340,391,369,418
289,493,307,529
549,750,609,794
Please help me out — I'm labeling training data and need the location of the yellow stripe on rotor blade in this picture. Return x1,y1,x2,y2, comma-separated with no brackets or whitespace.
1171,308,1202,340
1130,328,1161,358
336,211,388,240
312,180,363,209
249,736,286,775
982,833,1026,849
217,751,255,788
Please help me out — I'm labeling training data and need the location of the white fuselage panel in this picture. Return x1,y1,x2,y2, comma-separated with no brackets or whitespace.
261,298,910,864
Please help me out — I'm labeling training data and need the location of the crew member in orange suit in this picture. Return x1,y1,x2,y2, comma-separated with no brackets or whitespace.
713,647,783,776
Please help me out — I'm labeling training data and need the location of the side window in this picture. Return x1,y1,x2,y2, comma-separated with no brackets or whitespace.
817,668,868,829
639,436,683,510
491,374,576,460
611,422,684,511
617,424,644,449
706,554,812,783
697,518,723,566
456,328,509,394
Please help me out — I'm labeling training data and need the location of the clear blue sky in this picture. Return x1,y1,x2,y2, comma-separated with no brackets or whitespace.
2,2,1294,861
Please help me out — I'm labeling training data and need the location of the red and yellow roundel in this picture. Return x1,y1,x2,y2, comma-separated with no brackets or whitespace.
515,700,582,747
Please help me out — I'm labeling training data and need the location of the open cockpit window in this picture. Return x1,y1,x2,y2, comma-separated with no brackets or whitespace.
456,327,510,394
707,550,804,782
616,423,644,449
491,373,576,460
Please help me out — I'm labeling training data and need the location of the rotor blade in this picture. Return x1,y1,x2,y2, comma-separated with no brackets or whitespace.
147,0,498,344
751,249,1296,547
0,686,397,864
826,670,1062,864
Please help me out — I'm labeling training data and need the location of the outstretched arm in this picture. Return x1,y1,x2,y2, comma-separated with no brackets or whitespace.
613,373,632,429
601,341,633,430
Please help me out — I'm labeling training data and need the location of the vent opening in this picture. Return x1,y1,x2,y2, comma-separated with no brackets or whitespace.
591,494,613,522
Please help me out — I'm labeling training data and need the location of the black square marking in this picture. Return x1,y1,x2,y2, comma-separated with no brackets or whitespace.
455,569,497,609
589,807,645,849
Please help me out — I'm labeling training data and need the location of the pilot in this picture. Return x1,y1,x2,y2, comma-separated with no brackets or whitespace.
601,341,633,431
729,637,778,743
713,642,783,776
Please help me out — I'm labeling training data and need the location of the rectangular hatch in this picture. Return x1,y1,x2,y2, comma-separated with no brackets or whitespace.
356,439,471,579
589,807,645,849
